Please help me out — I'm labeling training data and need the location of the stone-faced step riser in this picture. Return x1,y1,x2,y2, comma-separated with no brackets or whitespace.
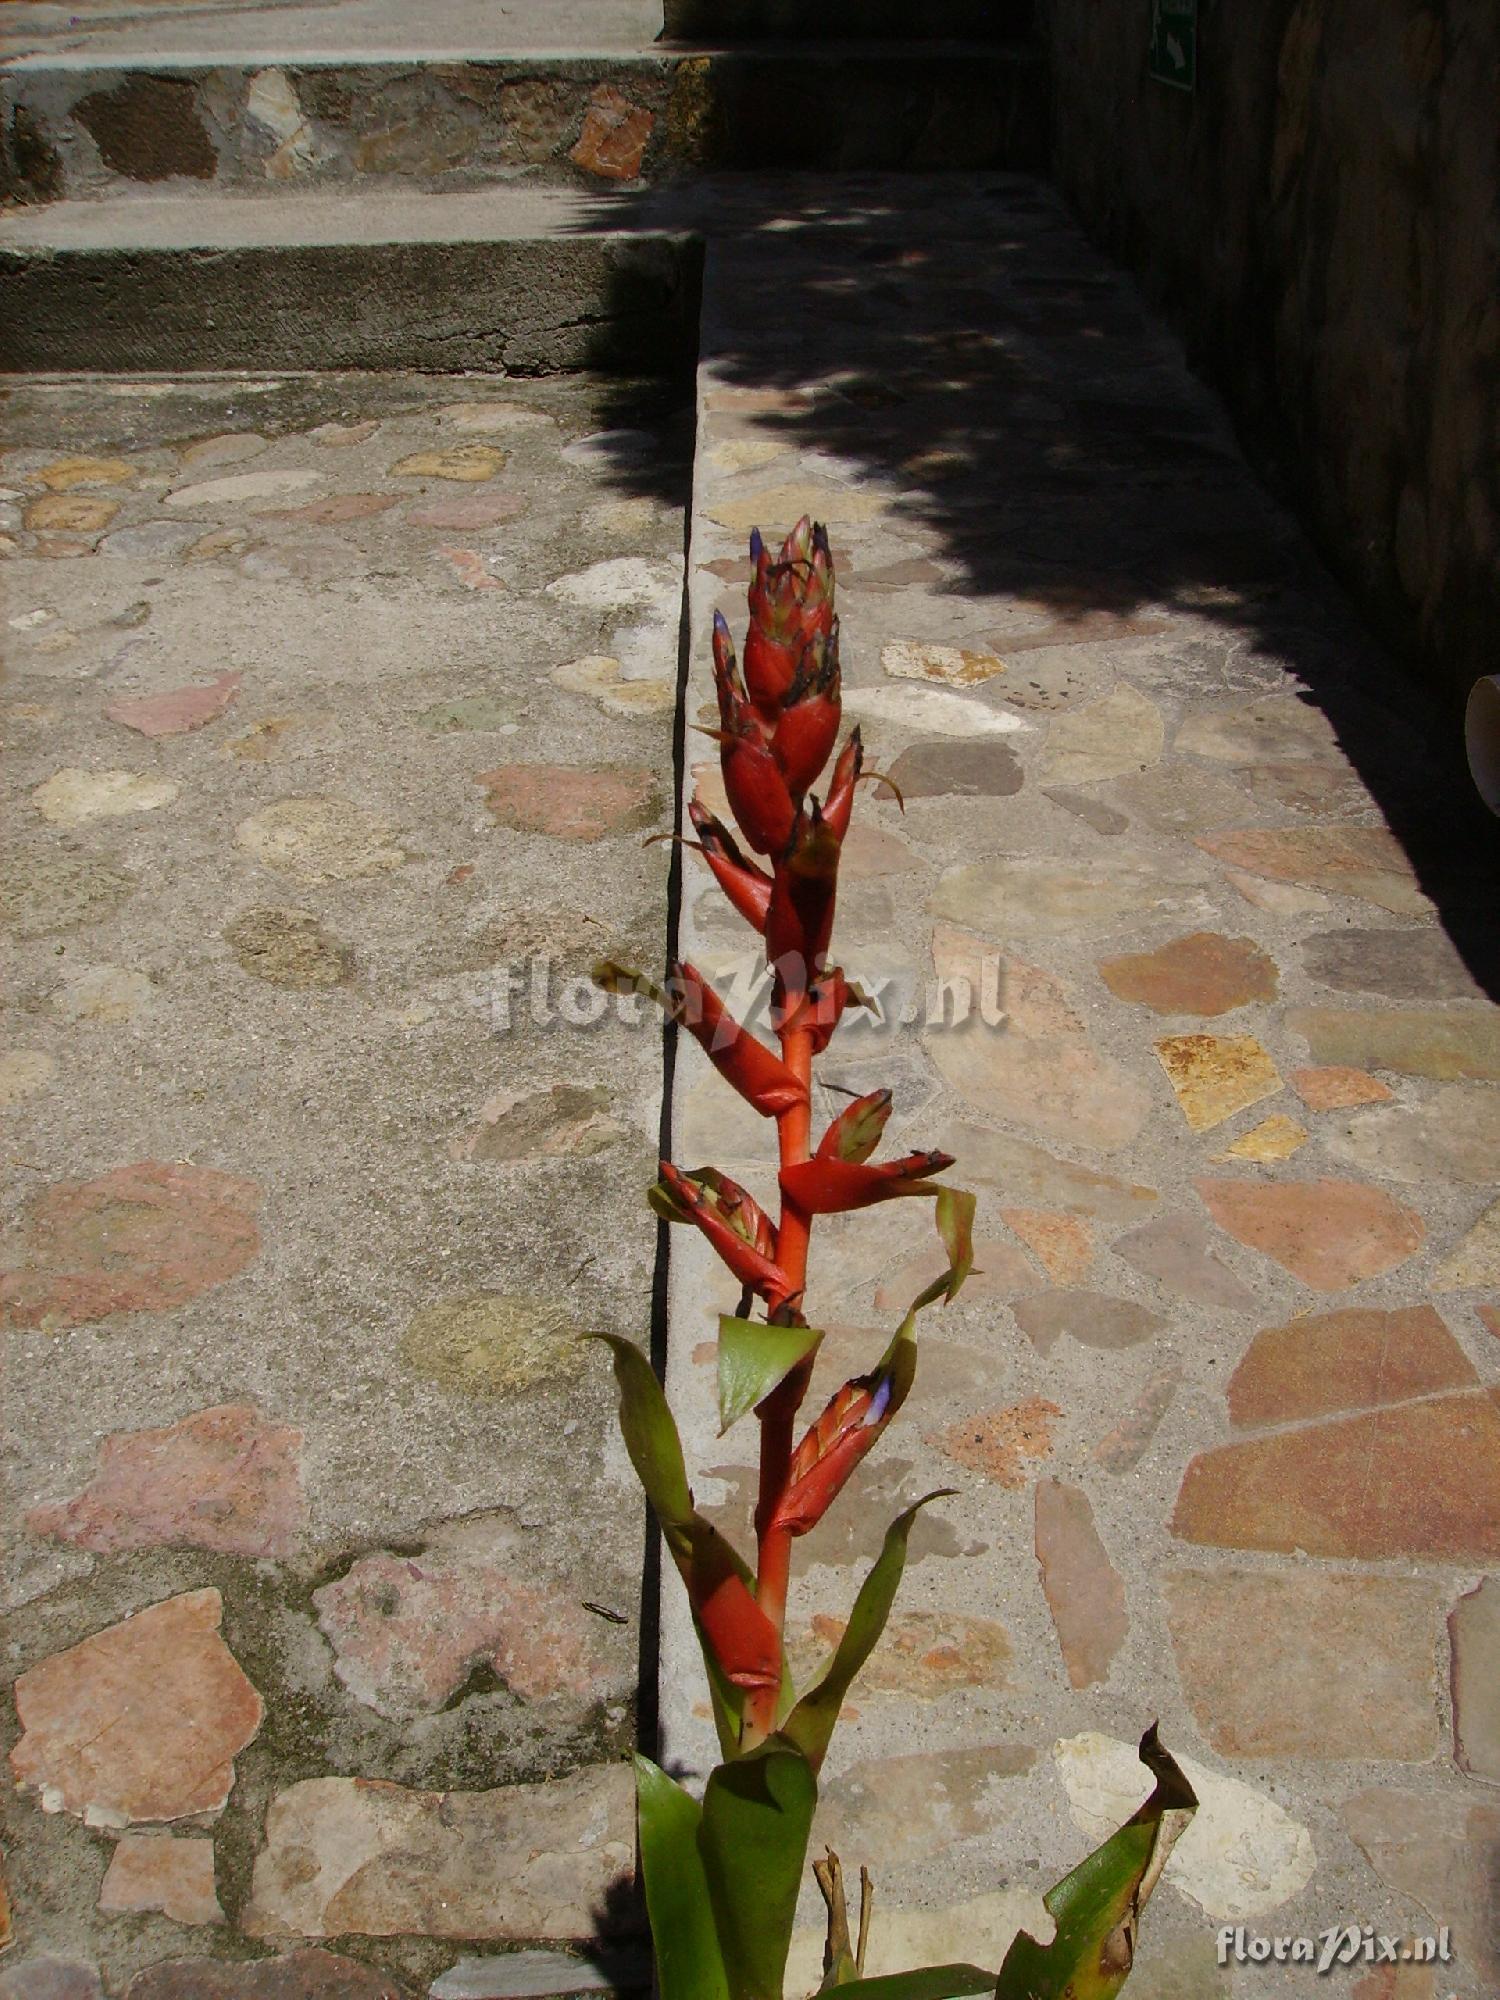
0,232,703,376
0,49,1045,205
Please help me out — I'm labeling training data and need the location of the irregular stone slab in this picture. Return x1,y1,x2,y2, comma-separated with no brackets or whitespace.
39,455,134,492
105,671,241,739
125,1949,417,1998
926,936,1149,1153
225,907,355,988
1001,1207,1091,1284
1112,1213,1256,1310
51,962,153,1025
0,1964,102,2000
1300,926,1483,1002
1,848,136,938
1224,868,1330,915
929,1398,1061,1487
793,1609,1013,1699
314,1516,616,1720
899,1121,1157,1224
1115,761,1251,836
388,447,506,482
1448,1577,1500,1785
0,1048,56,1105
1098,931,1277,1016
1244,759,1370,816
1290,1064,1393,1110
1,1160,261,1332
1286,1006,1500,1082
1210,1113,1308,1163
477,764,659,842
434,545,503,591
569,83,653,180
32,767,179,826
1196,827,1426,915
29,1403,305,1558
1039,683,1163,784
706,482,889,536
545,554,680,612
844,685,1027,738
818,1745,1036,1868
1175,694,1344,766
933,854,1207,935
1443,1578,1500,1791
242,1765,634,1940
11,1588,262,1823
102,522,203,559
1326,1083,1500,1184
1479,1304,1500,1341
1054,1732,1315,1920
550,655,673,719
417,696,518,734
458,1085,622,1163
1033,1480,1127,1689
1154,1033,1281,1131
1196,1176,1423,1290
881,640,1005,685
182,433,268,470
100,1834,223,1924
1172,1393,1500,1559
884,738,1023,797
431,1950,648,1998
235,797,409,884
401,1291,584,1398
26,494,119,534
163,470,323,509
438,401,556,434
1342,1790,1500,1986
1434,1198,1500,1291
1165,1571,1441,1760
409,493,527,529
1228,1305,1475,1427
1012,1290,1162,1355
1042,787,1127,834
262,493,400,526
1091,1369,1178,1472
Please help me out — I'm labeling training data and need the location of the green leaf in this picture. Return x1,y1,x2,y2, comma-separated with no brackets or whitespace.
698,1740,818,2000
718,1315,823,1435
993,1725,1198,2000
816,1088,893,1164
821,1971,995,1999
908,1185,977,1315
588,1333,693,1529
634,1755,730,2000
782,1494,951,1773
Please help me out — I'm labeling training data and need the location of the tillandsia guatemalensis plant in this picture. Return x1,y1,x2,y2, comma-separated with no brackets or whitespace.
591,518,1197,2000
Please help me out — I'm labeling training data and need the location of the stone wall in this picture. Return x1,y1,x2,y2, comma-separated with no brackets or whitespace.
1043,0,1499,712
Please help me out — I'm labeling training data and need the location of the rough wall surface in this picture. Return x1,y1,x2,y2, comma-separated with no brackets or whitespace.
1044,0,1499,712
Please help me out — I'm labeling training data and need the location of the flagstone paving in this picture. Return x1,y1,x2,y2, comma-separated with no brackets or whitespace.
3,171,1499,2000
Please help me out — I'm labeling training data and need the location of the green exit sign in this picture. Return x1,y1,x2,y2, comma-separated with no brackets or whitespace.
1149,0,1197,91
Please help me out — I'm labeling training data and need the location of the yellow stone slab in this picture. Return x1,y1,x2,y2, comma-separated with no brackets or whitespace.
1155,1033,1282,1132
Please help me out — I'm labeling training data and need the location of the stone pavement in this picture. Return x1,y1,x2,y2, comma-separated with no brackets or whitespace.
663,179,1500,1996
2,38,1499,2000
1,371,690,1994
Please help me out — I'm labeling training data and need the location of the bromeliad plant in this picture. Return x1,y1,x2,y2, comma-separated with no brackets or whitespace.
592,518,1196,2000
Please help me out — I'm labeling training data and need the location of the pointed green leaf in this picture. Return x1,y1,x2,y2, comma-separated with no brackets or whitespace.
634,1755,730,2000
821,1971,995,1999
993,1726,1197,2000
908,1185,977,1314
718,1315,824,1435
588,1332,693,1529
698,1739,818,2000
782,1493,952,1773
817,1088,893,1164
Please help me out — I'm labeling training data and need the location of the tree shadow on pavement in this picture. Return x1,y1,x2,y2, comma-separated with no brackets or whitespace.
573,172,1500,999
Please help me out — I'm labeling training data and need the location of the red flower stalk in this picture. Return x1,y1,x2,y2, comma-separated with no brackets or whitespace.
613,517,971,1752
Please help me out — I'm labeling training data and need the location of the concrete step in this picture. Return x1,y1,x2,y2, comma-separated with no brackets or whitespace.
0,183,703,373
1,42,1046,203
